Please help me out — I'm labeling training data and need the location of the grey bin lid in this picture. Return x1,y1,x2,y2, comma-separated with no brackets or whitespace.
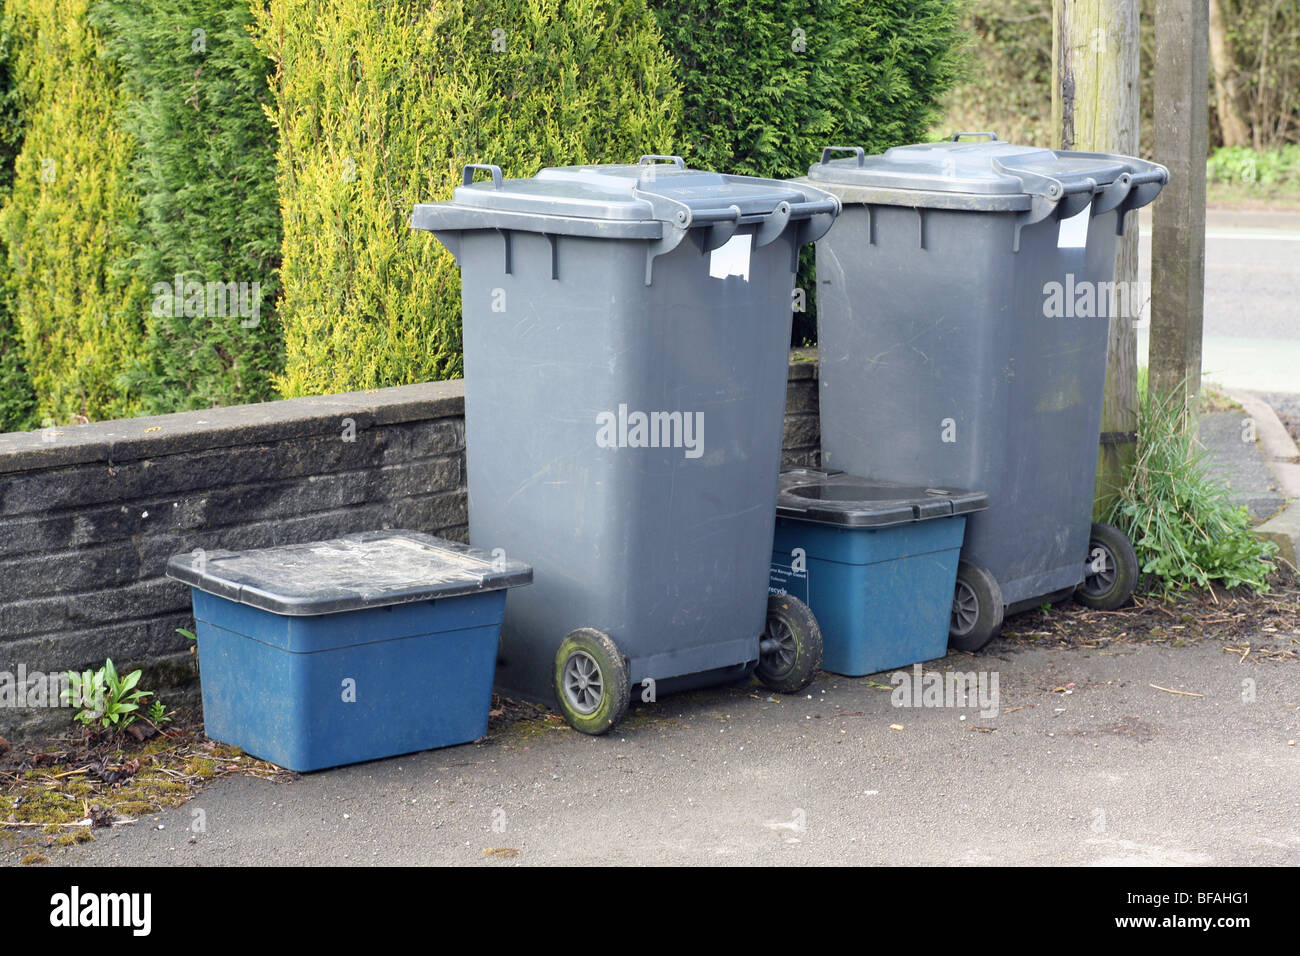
805,134,1168,214
452,164,809,220
412,157,840,283
411,156,838,240
776,469,989,529
165,530,533,616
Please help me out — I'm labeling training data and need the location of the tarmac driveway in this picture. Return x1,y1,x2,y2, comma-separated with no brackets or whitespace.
59,635,1300,866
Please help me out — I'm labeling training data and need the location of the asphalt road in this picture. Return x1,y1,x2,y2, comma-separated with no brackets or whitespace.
1136,208,1300,393
53,638,1300,866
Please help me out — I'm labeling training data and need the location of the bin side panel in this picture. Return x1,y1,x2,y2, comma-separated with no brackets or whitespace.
769,518,963,676
817,202,1117,607
193,591,501,771
461,229,797,705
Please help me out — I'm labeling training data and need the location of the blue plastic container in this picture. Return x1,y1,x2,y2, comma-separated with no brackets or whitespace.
769,470,986,676
166,531,532,772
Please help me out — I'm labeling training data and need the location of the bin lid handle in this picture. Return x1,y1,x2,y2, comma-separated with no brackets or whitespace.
462,163,504,188
637,154,686,169
950,131,1000,142
820,145,865,167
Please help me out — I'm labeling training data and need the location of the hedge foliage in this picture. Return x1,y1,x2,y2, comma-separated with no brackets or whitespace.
0,20,37,432
649,0,967,180
252,0,682,398
0,0,145,424
0,0,966,421
93,0,283,414
648,0,966,340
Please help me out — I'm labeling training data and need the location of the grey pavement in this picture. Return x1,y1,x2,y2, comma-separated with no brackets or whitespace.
1199,410,1288,522
49,638,1300,867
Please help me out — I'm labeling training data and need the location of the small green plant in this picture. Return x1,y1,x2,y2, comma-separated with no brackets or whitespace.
146,699,171,725
1106,384,1278,595
177,628,196,641
62,659,153,730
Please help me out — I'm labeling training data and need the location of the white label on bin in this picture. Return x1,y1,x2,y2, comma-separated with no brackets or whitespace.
1057,206,1090,249
709,233,752,281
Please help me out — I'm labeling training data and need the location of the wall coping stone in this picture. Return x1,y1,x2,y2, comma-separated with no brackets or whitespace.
0,380,466,475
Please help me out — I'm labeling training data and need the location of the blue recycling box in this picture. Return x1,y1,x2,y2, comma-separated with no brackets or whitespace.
769,470,987,676
166,531,532,772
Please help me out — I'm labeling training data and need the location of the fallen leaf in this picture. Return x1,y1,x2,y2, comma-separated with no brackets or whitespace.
126,723,157,742
482,847,520,858
88,805,114,829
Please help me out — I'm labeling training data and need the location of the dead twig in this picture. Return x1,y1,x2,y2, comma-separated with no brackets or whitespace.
2,816,135,829
1149,683,1204,698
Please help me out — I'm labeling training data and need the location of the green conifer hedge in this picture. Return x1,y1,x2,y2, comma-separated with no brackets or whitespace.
0,18,37,432
253,0,682,397
649,0,966,342
650,0,967,179
93,0,283,413
0,0,144,424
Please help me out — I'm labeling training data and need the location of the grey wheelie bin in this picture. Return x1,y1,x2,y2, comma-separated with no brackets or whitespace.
411,157,838,733
803,133,1167,651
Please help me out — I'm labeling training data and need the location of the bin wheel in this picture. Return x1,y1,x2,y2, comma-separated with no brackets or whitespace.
757,594,823,694
949,561,1004,652
553,629,630,736
1074,522,1139,611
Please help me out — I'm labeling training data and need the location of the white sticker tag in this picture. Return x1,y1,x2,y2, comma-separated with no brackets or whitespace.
1057,205,1090,249
709,233,752,280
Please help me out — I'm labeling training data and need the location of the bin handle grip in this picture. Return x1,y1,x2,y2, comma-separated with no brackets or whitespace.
786,198,840,219
638,154,686,169
462,164,504,188
820,146,865,166
950,131,999,142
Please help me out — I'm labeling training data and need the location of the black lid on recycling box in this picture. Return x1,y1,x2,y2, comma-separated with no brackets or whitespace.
776,469,988,528
166,530,532,616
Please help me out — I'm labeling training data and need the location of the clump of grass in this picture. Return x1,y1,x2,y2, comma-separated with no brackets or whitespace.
1107,382,1277,594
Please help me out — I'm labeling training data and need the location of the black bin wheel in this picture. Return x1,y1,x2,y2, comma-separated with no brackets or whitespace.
757,594,823,694
553,628,630,736
1074,521,1139,611
949,560,1004,652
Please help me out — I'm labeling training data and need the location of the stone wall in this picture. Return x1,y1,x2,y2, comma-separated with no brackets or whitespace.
0,382,467,737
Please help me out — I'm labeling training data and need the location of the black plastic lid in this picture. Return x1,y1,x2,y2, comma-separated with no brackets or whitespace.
776,469,988,528
166,530,532,616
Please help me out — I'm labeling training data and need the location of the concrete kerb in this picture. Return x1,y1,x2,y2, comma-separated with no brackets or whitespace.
1231,390,1300,566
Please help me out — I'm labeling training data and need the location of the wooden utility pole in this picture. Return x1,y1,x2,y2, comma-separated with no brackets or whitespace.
1150,0,1209,409
1051,0,1140,516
